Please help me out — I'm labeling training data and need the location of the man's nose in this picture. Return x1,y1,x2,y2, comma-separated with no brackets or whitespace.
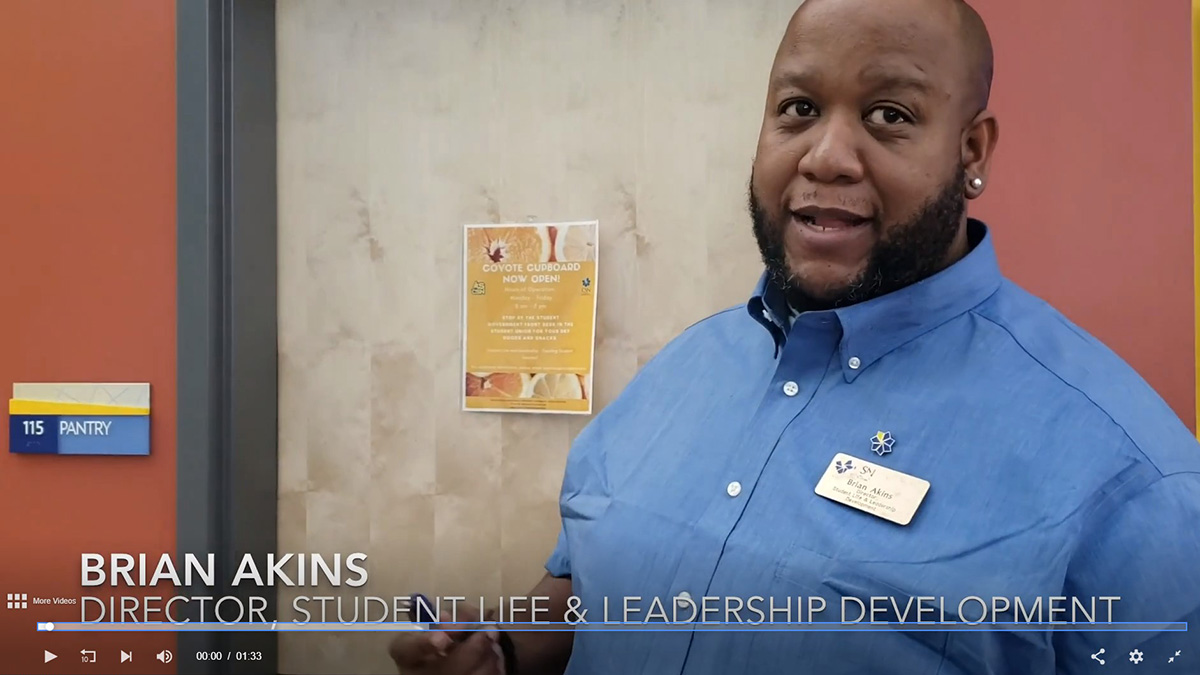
796,115,865,185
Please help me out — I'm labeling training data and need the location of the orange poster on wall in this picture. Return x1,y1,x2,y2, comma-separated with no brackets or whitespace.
462,221,598,414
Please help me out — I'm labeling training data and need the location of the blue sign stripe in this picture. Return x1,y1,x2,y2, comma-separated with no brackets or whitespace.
9,415,149,456
9,415,58,454
57,416,150,455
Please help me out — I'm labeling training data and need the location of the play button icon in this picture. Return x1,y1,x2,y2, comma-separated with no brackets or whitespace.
44,650,56,663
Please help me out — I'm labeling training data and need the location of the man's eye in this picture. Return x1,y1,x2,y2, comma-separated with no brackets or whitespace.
782,100,818,117
865,106,912,125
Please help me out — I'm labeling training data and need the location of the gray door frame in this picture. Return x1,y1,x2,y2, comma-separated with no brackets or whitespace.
177,1,278,673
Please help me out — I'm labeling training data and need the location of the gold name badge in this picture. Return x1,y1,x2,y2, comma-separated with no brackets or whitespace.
814,453,930,526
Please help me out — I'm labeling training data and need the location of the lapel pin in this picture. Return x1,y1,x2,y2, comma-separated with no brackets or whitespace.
871,431,894,457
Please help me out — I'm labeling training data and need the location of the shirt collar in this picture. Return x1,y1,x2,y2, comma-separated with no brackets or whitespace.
747,219,1003,380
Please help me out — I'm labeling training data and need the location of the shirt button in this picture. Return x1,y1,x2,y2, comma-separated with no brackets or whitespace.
726,481,742,497
848,356,861,370
782,381,799,397
676,591,693,607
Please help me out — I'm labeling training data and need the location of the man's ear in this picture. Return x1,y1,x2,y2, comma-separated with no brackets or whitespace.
962,110,999,199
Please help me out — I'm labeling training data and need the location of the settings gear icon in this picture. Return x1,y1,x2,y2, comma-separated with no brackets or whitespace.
1129,649,1144,664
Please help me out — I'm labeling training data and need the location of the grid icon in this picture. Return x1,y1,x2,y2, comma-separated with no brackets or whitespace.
6,593,27,609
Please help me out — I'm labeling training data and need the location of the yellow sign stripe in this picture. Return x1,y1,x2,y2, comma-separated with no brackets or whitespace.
1194,0,1200,435
8,400,149,416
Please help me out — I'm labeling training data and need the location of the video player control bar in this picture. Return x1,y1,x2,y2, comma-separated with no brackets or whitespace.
35,621,1188,632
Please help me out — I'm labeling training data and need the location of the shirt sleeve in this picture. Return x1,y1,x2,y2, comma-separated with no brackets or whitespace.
542,318,705,580
543,415,613,579
545,527,572,578
1055,471,1200,673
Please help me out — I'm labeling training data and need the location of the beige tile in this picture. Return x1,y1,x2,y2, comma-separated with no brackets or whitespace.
277,492,309,557
277,217,310,360
306,490,371,568
281,633,360,675
592,335,638,413
432,494,502,600
500,414,571,508
277,632,321,675
367,494,435,598
276,585,307,624
305,339,371,495
434,392,502,499
500,497,564,597
370,343,436,496
278,351,310,494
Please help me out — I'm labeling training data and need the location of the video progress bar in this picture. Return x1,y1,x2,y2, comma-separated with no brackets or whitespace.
39,622,427,632
37,622,1188,632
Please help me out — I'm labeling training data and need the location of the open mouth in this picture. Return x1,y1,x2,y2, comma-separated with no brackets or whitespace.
792,206,873,231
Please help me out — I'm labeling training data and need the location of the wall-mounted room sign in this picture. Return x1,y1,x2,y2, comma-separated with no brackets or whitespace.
8,383,151,455
462,221,598,414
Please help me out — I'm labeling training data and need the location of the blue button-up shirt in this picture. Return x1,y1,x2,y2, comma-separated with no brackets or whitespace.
546,220,1200,674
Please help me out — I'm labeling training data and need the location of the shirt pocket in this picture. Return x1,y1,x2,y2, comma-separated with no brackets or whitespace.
759,544,952,673
769,544,1058,675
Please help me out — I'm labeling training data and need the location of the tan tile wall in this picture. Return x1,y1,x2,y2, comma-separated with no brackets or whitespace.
277,1,793,672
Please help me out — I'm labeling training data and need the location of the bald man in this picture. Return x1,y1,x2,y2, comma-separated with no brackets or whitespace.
390,0,1200,673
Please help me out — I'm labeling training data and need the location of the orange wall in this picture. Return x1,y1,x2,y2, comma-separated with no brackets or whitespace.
0,1,177,673
972,0,1195,429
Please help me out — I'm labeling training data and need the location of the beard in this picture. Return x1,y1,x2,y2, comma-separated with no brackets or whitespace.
750,165,967,312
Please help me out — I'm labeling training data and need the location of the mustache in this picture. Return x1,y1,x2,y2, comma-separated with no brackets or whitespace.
791,191,875,215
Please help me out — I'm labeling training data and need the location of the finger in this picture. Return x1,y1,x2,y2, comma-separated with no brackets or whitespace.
441,622,484,642
464,650,505,675
492,638,507,675
388,630,454,668
441,630,501,673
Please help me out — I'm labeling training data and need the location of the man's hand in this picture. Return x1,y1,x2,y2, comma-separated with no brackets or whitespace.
388,603,506,675
389,575,575,675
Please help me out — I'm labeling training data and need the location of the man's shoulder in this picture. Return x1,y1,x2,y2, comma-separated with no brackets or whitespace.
973,279,1199,475
643,303,772,365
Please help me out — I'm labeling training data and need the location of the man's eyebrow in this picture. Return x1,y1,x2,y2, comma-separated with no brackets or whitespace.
858,67,933,94
768,68,820,92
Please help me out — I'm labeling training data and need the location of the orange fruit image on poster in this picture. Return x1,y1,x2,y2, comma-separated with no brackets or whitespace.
465,372,533,398
530,373,584,400
551,223,596,263
467,226,552,265
463,372,588,401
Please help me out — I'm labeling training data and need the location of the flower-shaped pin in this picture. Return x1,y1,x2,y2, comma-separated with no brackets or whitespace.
871,431,894,457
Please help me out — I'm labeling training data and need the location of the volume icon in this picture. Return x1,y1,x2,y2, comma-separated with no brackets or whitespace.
156,650,173,663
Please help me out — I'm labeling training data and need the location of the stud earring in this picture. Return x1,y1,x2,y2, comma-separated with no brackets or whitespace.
970,177,984,189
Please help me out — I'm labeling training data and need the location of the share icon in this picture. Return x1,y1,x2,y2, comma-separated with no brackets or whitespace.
1091,648,1106,665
